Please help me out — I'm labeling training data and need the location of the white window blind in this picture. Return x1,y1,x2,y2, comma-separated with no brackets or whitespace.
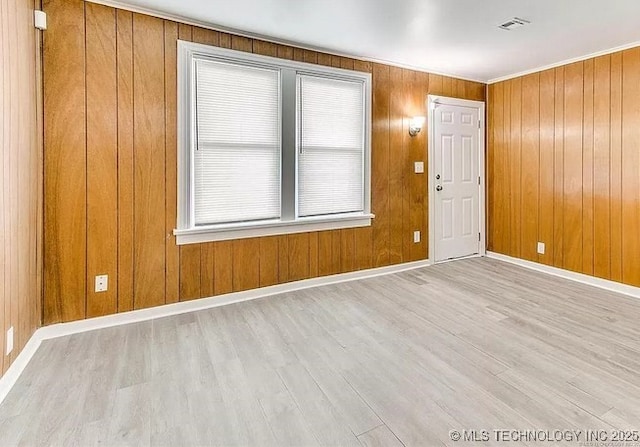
298,75,365,217
194,59,281,225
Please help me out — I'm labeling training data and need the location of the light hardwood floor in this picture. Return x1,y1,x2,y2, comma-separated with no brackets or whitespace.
1,258,639,446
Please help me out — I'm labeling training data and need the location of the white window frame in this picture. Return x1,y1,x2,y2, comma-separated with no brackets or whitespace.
174,41,373,245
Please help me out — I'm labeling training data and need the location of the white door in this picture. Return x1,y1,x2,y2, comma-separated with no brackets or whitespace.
433,103,480,262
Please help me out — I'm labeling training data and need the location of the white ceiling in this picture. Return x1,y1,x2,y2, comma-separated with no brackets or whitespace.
112,0,640,82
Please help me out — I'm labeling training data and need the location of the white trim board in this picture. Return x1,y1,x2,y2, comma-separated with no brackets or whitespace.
487,251,640,301
0,258,430,406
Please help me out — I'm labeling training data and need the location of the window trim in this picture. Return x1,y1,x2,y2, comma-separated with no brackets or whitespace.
175,41,373,245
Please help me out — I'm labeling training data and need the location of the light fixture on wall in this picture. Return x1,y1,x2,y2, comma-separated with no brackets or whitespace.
409,116,425,136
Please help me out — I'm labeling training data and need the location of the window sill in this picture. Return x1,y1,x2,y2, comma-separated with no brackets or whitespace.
174,213,374,245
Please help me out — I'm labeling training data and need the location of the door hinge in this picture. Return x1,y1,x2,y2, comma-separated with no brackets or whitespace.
478,120,481,129
478,233,481,241
478,176,481,185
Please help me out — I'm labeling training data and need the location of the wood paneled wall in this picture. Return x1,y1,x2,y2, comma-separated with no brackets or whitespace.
488,47,640,287
42,0,485,324
1,0,43,375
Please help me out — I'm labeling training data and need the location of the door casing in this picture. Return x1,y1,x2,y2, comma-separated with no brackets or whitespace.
427,95,486,264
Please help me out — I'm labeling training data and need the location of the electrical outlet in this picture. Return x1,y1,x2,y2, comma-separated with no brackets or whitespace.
95,274,108,293
414,161,424,174
537,242,545,255
6,326,13,355
413,230,421,243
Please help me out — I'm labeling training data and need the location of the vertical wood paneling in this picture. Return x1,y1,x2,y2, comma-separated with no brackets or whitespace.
276,45,292,60
219,32,231,49
288,234,310,280
233,239,260,291
303,49,317,64
179,245,201,300
164,20,180,304
593,55,611,279
4,0,12,360
2,0,42,373
442,76,453,96
490,82,510,253
520,73,539,262
309,233,320,277
317,231,333,276
340,230,356,272
582,59,594,275
200,243,215,297
406,71,427,262
509,78,522,258
231,35,252,52
41,1,487,327
388,66,404,263
178,23,192,41
489,47,640,290
610,53,623,282
553,67,565,267
372,63,391,266
214,241,233,294
43,0,86,323
317,53,332,67
538,69,555,265
401,69,413,262
116,9,134,312
1,0,7,372
355,226,373,271
34,0,45,340
259,237,279,287
485,85,497,252
503,81,512,254
192,27,219,46
24,0,38,353
277,236,290,282
132,13,166,309
11,0,22,356
419,71,430,261
85,3,118,318
331,232,342,274
563,62,583,273
253,40,277,57
487,84,498,251
621,48,640,286
428,74,443,96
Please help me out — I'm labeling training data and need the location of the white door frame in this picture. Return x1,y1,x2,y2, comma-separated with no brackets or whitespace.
427,95,486,263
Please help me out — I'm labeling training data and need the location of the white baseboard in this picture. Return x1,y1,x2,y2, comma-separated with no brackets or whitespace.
0,334,41,406
0,258,431,405
486,251,640,301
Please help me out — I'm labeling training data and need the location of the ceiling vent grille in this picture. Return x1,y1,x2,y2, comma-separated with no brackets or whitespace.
499,17,530,30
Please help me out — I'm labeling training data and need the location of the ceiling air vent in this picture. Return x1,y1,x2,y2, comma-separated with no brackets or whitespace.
499,17,530,30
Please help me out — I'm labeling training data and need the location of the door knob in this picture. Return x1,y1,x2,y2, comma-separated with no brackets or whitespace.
436,185,443,191
436,174,441,180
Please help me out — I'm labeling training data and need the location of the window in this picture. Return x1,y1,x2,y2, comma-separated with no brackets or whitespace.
297,75,365,217
193,59,281,225
176,41,372,244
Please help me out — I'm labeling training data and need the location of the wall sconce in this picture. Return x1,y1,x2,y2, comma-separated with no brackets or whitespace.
409,116,425,136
